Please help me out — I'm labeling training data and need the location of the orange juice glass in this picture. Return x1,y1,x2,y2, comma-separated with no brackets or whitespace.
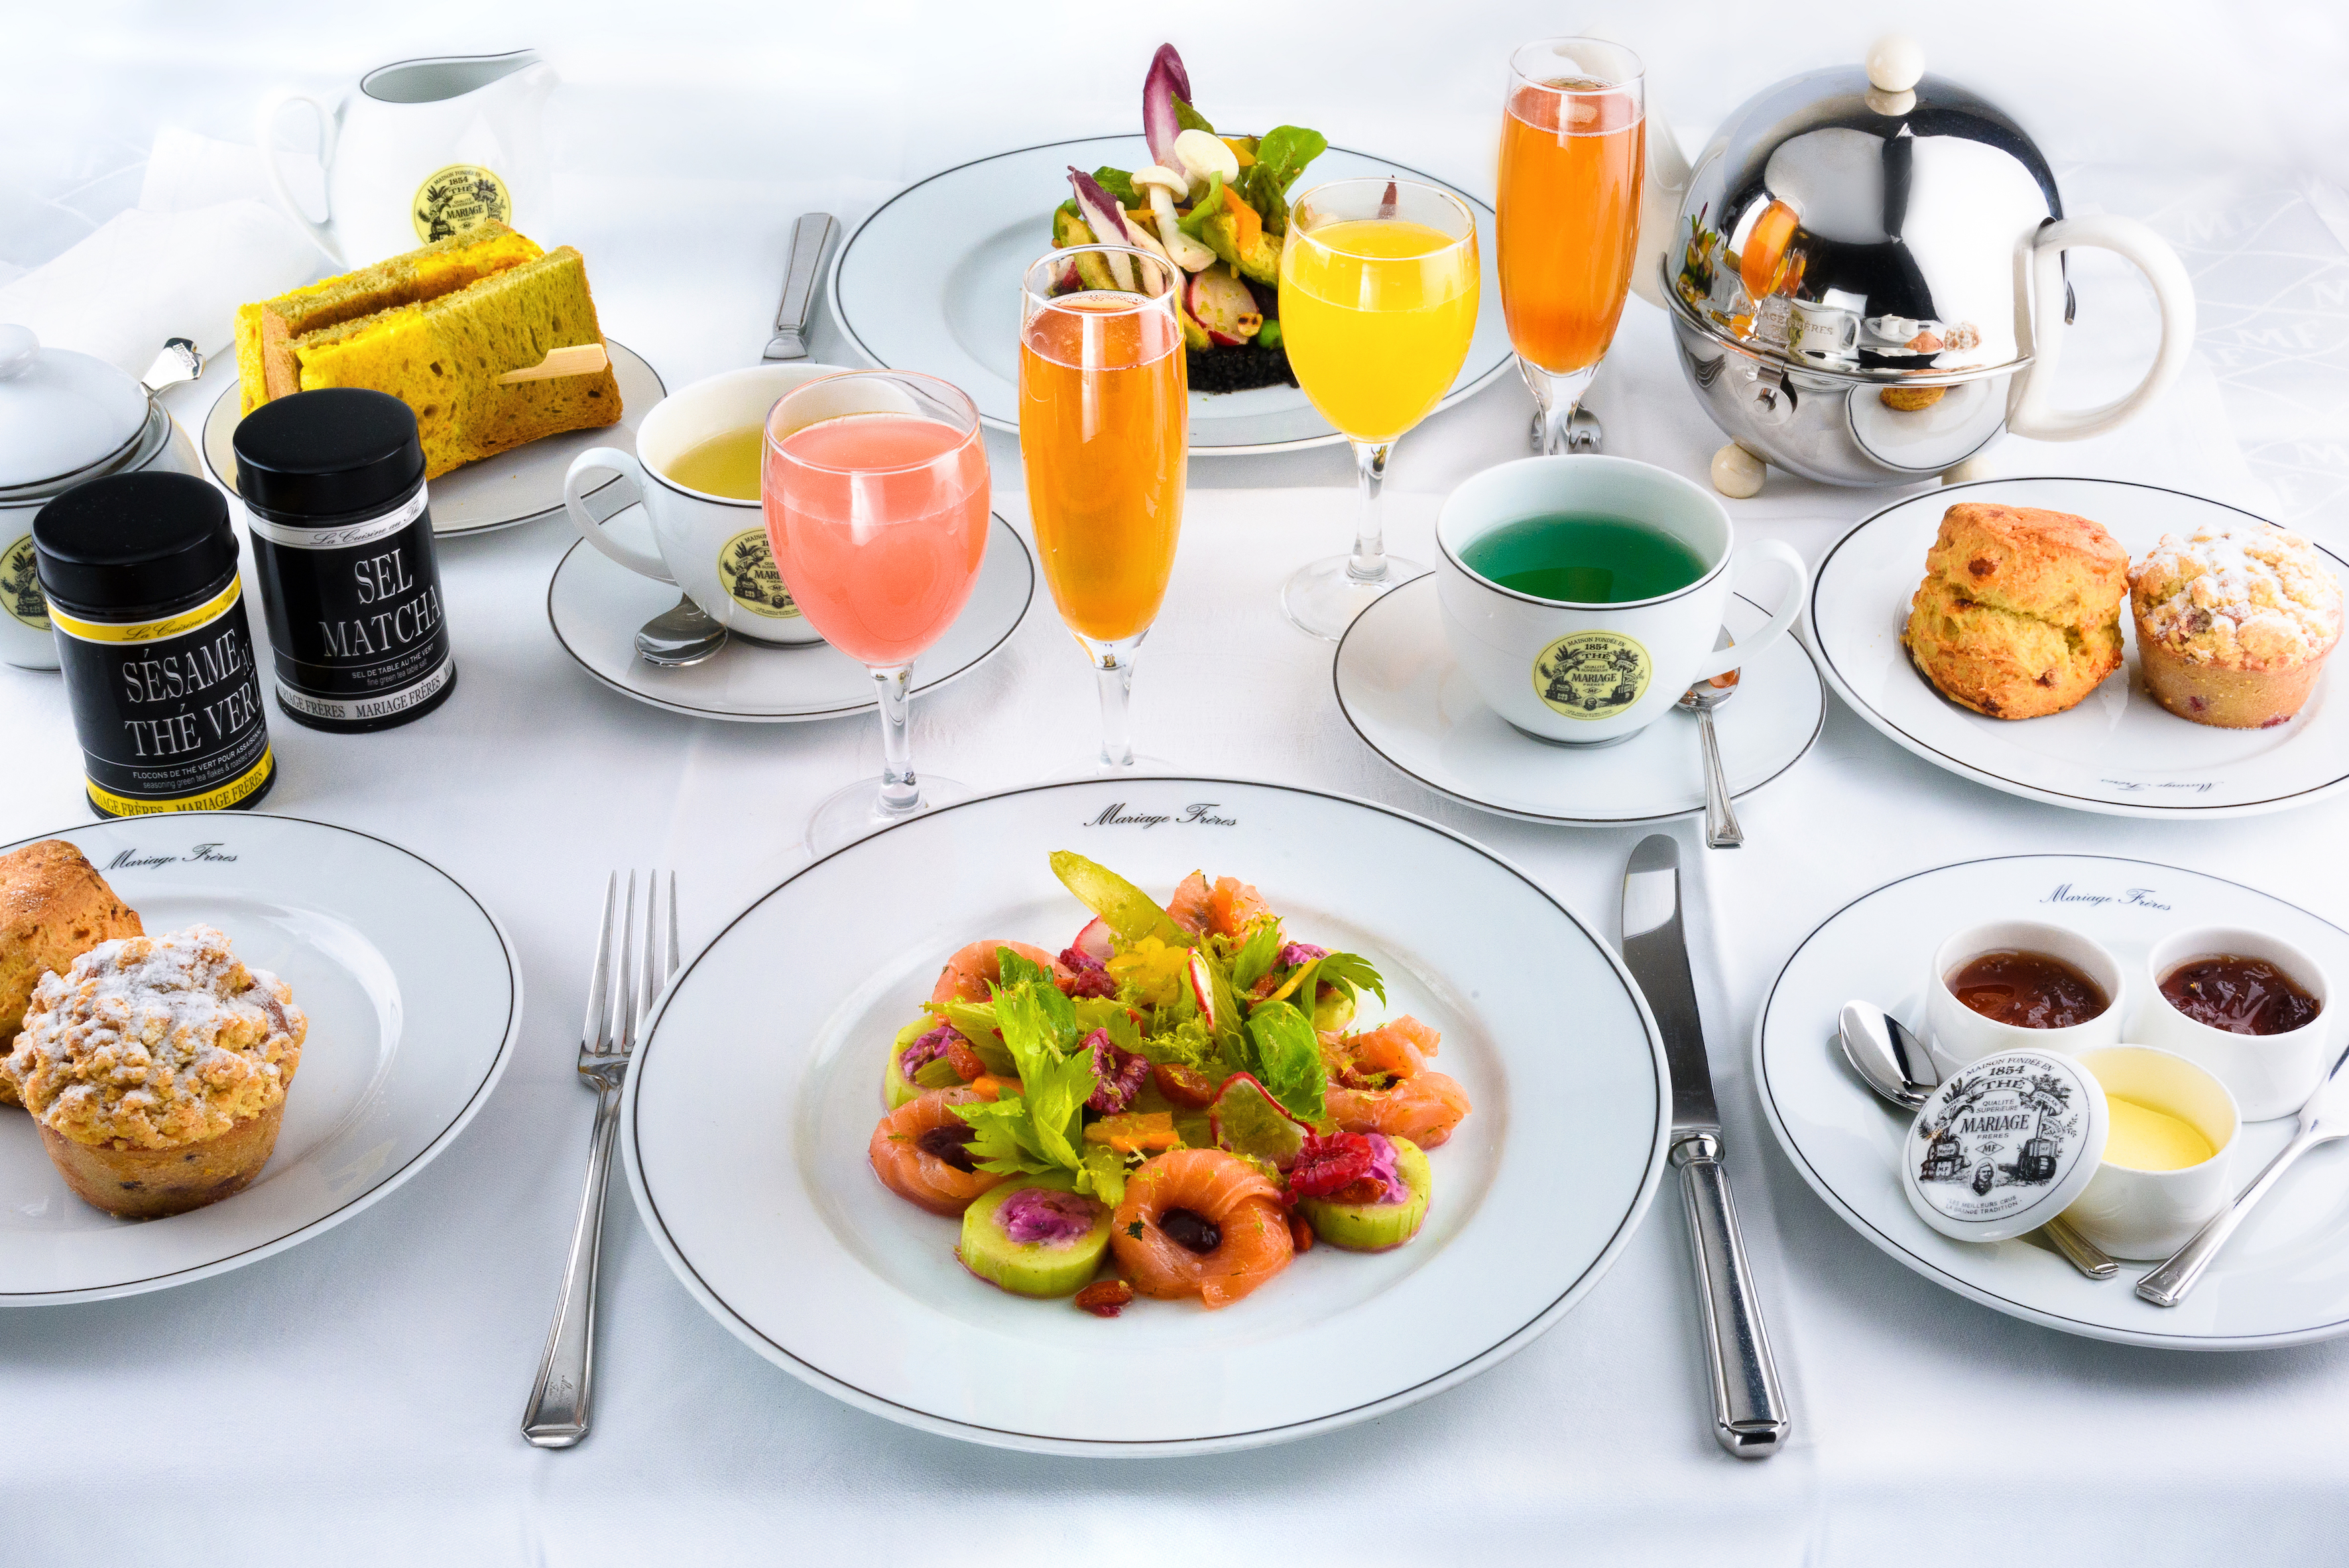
1018,245,1188,770
763,371,989,851
1497,38,1645,454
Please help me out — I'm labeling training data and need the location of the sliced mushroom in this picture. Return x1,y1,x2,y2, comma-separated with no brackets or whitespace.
1146,186,1217,272
1174,129,1240,186
1131,163,1190,200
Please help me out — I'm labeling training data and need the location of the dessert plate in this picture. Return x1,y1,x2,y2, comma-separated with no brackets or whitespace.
0,814,519,1305
831,137,1514,455
1335,575,1825,825
621,777,1670,1453
202,337,664,538
1758,851,2349,1349
1811,477,2349,817
546,509,1034,722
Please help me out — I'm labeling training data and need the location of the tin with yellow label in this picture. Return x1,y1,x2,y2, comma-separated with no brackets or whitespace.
34,473,274,818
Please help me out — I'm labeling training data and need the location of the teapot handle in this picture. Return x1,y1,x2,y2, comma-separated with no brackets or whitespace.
255,92,344,266
2006,215,2195,442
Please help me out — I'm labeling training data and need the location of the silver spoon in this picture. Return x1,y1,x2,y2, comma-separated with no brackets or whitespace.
1678,656,1742,849
1837,999,2118,1280
635,594,728,668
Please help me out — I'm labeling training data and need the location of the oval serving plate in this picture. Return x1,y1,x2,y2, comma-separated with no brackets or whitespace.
1757,851,2349,1348
0,814,520,1305
830,137,1516,455
623,777,1669,1453
1810,477,2349,819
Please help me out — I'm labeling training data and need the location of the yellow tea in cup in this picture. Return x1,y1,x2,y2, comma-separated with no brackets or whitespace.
663,426,763,500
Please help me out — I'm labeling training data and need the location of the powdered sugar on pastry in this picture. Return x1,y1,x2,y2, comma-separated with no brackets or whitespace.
9,926,305,1149
2130,524,2344,671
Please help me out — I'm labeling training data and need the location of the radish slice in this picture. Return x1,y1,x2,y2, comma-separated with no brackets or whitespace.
1143,44,1190,168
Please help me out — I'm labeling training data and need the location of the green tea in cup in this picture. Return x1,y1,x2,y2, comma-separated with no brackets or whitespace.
1459,511,1709,604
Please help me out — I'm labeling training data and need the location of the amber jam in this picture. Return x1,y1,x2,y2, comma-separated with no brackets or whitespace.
2160,955,2322,1036
1947,949,2110,1028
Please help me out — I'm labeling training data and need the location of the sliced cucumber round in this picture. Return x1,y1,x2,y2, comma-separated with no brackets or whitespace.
883,1018,964,1109
1295,1137,1430,1251
958,1177,1114,1297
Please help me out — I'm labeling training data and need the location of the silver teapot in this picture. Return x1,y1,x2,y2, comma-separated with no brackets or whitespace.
1631,36,2196,497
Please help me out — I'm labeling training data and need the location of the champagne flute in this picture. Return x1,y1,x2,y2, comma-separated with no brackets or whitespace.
761,371,989,854
1278,176,1479,640
1018,244,1188,770
1498,38,1646,455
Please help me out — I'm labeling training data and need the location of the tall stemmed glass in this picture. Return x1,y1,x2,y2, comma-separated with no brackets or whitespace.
1018,245,1188,770
1278,177,1479,640
762,371,990,854
1498,38,1646,455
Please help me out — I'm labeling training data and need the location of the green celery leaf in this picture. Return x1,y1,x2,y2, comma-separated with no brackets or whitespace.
993,983,1095,1170
1072,996,1142,1054
1229,922,1284,991
1077,1142,1130,1207
1243,999,1329,1122
950,1095,1057,1176
1313,951,1388,1007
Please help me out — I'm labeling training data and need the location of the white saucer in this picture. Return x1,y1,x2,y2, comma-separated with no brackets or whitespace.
546,507,1034,722
1333,575,1825,825
1811,477,2349,817
1756,851,2349,1349
204,339,664,539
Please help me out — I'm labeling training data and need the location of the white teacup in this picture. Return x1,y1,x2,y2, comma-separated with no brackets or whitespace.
1435,456,1809,745
2064,1046,2239,1259
258,51,556,267
562,364,841,647
2134,927,2334,1121
1927,920,2126,1069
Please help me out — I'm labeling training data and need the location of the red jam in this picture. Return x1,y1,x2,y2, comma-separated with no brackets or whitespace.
1947,949,2110,1028
2161,955,2322,1036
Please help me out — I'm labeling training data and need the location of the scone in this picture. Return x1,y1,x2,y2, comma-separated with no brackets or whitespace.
1903,502,2129,719
9,926,305,1219
2130,524,2343,728
0,840,143,1107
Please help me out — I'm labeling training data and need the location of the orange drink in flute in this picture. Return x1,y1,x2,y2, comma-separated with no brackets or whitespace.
762,371,989,852
1276,177,1479,639
1497,38,1646,455
1018,245,1187,768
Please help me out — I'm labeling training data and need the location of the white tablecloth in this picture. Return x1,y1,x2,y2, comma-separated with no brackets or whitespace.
5,5,2349,1562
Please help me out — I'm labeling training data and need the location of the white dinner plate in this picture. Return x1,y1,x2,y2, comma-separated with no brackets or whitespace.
1334,575,1825,825
622,777,1670,1453
203,339,665,538
1811,477,2349,817
546,509,1034,722
0,814,520,1305
830,136,1516,455
1756,852,2349,1349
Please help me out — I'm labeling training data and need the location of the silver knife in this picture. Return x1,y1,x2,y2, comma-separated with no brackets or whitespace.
1620,833,1792,1459
763,213,837,361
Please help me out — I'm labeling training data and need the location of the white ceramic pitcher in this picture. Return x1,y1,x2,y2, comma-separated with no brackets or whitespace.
258,50,556,268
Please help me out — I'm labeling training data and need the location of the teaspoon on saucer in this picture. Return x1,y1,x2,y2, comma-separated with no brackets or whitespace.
636,594,728,667
1838,1000,2119,1280
1678,662,1742,849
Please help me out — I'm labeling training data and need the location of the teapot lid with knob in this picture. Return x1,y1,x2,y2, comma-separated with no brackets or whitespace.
0,324,153,494
1661,36,2066,383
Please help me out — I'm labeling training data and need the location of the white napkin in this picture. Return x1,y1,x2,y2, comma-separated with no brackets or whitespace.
0,128,319,377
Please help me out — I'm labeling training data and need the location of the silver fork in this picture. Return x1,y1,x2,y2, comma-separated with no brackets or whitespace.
522,870,678,1449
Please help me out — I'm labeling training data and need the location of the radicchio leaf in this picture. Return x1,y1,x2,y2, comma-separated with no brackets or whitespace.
1143,44,1190,166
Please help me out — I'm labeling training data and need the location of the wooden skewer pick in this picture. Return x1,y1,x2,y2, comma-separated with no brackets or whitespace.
496,341,610,385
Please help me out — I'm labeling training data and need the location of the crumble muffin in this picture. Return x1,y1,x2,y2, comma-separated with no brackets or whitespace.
2130,524,2343,728
11,926,305,1219
0,840,143,1107
1903,502,2129,719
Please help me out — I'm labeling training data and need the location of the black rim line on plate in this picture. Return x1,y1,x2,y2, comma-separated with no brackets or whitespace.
543,516,1036,721
204,341,668,537
1332,583,1828,825
1809,477,2349,814
628,774,1670,1446
0,812,520,1299
1757,849,2349,1344
826,135,1512,446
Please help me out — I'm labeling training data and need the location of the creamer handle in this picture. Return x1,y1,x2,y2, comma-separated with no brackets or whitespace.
255,92,343,266
2007,215,2196,442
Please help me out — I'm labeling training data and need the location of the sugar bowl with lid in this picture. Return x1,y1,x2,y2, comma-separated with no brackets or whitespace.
0,324,204,669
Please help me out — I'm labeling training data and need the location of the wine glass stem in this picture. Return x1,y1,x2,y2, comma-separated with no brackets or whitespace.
871,662,921,815
1523,361,1600,455
1084,634,1143,769
1347,438,1394,585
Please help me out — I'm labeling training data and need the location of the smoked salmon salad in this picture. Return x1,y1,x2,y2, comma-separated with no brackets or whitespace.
869,851,1473,1316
